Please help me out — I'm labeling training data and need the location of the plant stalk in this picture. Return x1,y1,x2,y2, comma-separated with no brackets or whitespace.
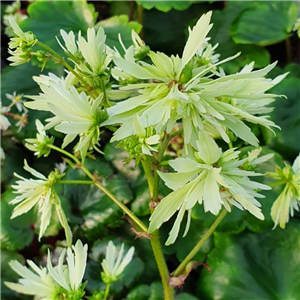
58,180,94,185
143,157,174,299
103,283,110,300
47,144,148,233
172,208,228,277
142,160,154,198
150,231,174,300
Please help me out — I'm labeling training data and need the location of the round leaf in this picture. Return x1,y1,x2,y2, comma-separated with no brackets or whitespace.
197,221,300,299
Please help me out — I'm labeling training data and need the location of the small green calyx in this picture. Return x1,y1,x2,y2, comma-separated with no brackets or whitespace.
179,61,193,84
134,45,150,60
25,135,54,158
101,271,118,284
94,109,109,126
55,286,85,300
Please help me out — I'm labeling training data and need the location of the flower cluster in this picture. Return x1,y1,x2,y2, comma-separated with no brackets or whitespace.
5,240,88,300
104,12,286,149
5,9,289,257
26,74,108,158
7,16,37,65
149,132,272,245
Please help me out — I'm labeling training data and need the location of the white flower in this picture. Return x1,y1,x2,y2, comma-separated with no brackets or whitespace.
0,103,11,130
270,154,300,228
5,240,88,300
101,241,135,283
26,79,107,158
6,91,26,112
57,29,81,57
47,240,88,294
149,131,271,245
3,9,27,37
11,160,71,243
15,111,28,132
25,119,54,157
5,260,58,299
77,27,112,77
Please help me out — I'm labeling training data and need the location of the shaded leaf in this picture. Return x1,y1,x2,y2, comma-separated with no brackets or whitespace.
197,221,300,300
230,1,298,46
96,15,142,52
269,76,300,157
20,1,97,53
1,190,35,251
137,1,192,13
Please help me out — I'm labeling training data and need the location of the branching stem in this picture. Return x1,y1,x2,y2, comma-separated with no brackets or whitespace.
172,208,228,277
47,144,148,233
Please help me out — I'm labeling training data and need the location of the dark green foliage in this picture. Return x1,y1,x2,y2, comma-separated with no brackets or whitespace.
1,1,299,299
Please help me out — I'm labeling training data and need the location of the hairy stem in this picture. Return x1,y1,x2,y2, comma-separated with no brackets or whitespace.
58,180,94,185
144,158,174,299
173,208,228,277
36,41,98,98
48,144,148,233
150,231,174,300
142,160,154,198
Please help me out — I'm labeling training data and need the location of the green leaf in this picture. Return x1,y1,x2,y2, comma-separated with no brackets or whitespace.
175,293,200,300
197,221,300,300
1,190,35,251
230,1,298,46
137,1,192,13
20,1,97,53
96,15,142,52
125,284,151,300
1,138,29,186
131,175,150,217
124,282,164,300
142,5,207,55
1,64,42,99
269,76,300,157
209,6,270,74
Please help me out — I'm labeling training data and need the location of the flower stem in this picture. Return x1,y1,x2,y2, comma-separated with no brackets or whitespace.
172,208,228,277
47,144,148,233
36,41,98,98
103,283,110,300
150,230,174,300
141,160,154,198
58,180,94,185
143,159,174,299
